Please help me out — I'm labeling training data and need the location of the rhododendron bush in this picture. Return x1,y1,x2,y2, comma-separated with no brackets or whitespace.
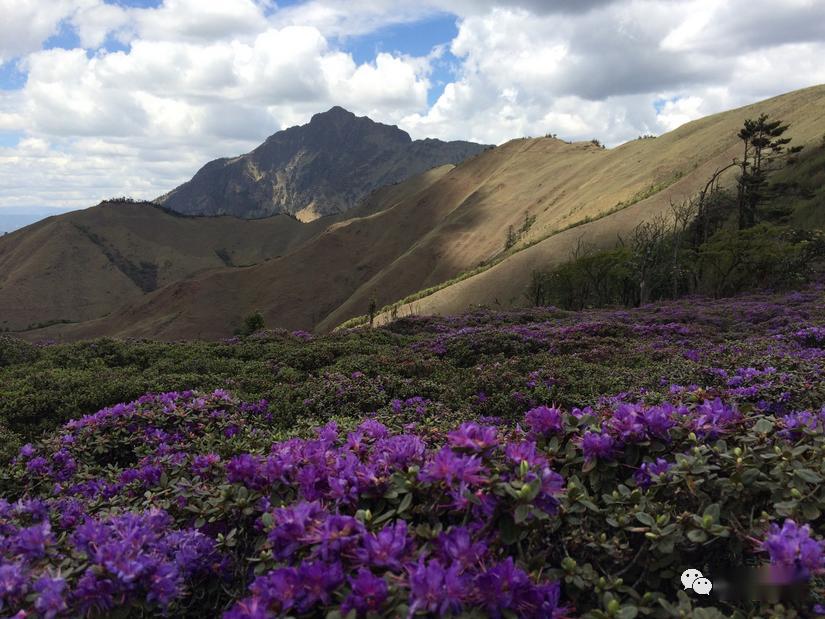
1,286,824,617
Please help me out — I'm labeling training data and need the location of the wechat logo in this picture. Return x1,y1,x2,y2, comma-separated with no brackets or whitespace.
681,568,713,595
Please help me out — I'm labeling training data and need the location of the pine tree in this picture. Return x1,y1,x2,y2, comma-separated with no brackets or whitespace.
736,114,801,229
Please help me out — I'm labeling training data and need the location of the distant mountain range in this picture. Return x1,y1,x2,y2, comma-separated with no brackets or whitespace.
156,106,489,221
2,86,824,341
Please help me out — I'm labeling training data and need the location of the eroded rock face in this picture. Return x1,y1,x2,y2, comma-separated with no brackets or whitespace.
156,107,488,220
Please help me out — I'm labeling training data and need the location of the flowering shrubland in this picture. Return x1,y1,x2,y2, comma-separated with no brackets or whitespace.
3,391,569,617
1,286,825,616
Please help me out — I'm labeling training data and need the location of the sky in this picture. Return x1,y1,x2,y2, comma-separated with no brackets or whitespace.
1,0,825,215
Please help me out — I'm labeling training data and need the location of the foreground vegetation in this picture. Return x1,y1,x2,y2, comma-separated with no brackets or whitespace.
2,283,825,617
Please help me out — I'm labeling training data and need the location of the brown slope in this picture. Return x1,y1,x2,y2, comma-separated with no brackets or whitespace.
368,84,825,324
31,165,454,340
0,202,328,332
0,216,139,331
22,84,825,341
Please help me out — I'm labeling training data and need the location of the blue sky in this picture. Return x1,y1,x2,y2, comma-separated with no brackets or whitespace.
343,15,459,106
1,0,824,213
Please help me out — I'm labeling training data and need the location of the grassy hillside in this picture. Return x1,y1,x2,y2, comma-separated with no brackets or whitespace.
26,165,456,340
6,85,825,342
0,202,332,332
363,85,825,327
2,285,824,616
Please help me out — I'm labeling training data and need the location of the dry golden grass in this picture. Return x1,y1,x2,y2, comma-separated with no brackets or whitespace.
367,84,825,326
10,84,825,341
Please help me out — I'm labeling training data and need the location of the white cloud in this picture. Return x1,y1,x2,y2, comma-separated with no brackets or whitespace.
656,96,705,132
269,0,620,37
400,1,825,145
0,0,75,63
1,0,825,212
71,1,130,49
130,0,270,42
0,0,132,64
0,16,432,209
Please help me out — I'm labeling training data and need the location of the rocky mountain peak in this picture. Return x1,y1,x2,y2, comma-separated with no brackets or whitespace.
156,108,488,220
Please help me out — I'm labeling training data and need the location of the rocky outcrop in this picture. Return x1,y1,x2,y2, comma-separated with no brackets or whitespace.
156,107,488,221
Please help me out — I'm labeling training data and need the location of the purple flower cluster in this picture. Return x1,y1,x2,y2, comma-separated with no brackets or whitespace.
569,395,746,467
390,395,432,416
581,431,615,463
217,417,567,618
762,519,825,578
5,388,574,616
524,405,563,437
230,511,566,619
794,326,825,347
5,294,825,619
0,500,222,616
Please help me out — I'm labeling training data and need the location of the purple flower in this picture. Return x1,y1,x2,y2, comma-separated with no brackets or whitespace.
372,435,426,470
223,597,273,619
524,405,563,436
608,405,646,442
534,467,565,513
504,441,549,468
641,404,677,440
580,431,615,463
780,411,821,440
357,419,389,440
684,349,701,362
303,515,365,562
191,453,221,477
436,526,487,569
420,448,488,486
689,398,741,438
267,502,325,560
34,576,67,619
342,568,388,617
248,567,300,613
447,422,499,452
226,454,262,488
571,406,593,418
763,519,825,576
474,557,530,615
0,562,29,612
474,558,564,618
146,562,180,606
634,458,671,489
25,456,50,475
795,326,825,347
54,498,85,529
408,558,467,616
13,521,53,560
356,521,411,572
316,421,339,444
69,509,219,611
120,464,162,487
296,561,344,612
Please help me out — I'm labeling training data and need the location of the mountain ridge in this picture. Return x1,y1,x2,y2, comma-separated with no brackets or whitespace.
4,84,824,341
156,106,489,221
